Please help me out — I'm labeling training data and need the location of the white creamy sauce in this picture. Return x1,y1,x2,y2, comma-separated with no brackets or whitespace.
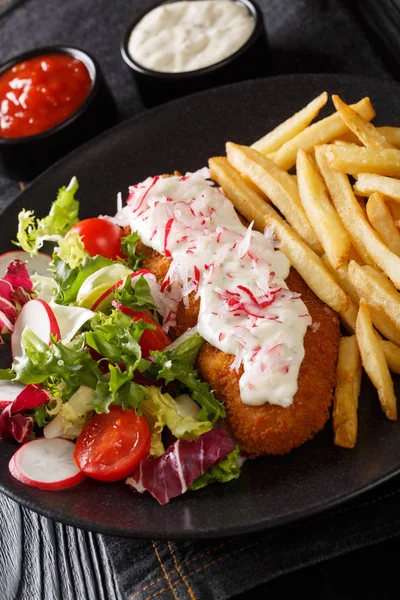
127,0,255,73
115,170,311,407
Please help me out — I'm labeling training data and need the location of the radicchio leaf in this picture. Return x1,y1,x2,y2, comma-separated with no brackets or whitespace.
0,384,49,443
126,427,235,505
0,260,33,341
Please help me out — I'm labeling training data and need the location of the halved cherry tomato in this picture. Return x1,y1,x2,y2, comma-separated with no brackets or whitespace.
115,303,170,357
74,406,150,482
70,218,125,260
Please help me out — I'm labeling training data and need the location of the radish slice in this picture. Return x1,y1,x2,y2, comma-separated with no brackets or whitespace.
0,251,51,277
0,381,26,410
11,299,61,359
49,303,94,344
9,438,86,490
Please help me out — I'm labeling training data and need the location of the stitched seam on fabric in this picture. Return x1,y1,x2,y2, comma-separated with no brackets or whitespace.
151,541,179,600
180,542,231,568
168,542,197,600
137,486,400,600
144,584,173,600
129,542,229,599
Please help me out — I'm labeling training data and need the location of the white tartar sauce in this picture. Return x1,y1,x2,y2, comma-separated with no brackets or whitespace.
127,1,255,73
115,170,311,408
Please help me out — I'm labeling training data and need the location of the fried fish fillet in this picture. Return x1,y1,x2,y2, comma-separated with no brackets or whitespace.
143,247,340,456
197,269,340,456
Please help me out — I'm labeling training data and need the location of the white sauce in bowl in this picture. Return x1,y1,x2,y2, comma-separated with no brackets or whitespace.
115,169,312,408
127,1,255,73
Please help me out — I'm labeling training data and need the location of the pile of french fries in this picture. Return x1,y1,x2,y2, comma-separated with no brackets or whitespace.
209,91,400,449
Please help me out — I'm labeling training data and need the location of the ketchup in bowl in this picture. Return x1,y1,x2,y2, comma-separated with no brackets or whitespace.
0,54,92,139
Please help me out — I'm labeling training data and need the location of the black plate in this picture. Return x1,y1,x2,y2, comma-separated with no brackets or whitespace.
1,74,400,540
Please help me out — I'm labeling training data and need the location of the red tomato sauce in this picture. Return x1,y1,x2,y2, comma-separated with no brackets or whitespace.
0,54,92,139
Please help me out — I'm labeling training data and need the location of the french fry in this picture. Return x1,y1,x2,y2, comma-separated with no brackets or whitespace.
321,254,400,343
339,299,358,334
389,201,400,222
336,131,362,145
316,147,372,266
380,340,400,375
356,300,397,420
332,140,359,147
369,305,400,347
327,145,400,177
315,145,400,288
251,91,328,155
348,245,364,265
321,256,359,304
354,173,400,201
226,143,323,254
321,255,358,333
340,126,400,148
377,126,400,148
333,335,362,448
332,95,394,148
348,261,400,331
366,192,400,255
296,149,351,268
270,97,375,171
208,157,279,231
263,212,348,312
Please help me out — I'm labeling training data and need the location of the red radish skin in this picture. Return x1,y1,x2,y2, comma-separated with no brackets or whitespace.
0,381,26,410
11,298,61,359
9,438,86,491
0,251,51,277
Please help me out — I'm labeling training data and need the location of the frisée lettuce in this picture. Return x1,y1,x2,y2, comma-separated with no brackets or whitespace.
148,333,226,424
16,176,80,254
141,386,212,457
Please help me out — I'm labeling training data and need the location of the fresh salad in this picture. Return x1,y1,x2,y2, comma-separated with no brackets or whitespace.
0,177,242,505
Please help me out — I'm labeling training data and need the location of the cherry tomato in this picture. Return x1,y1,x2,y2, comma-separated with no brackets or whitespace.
115,304,170,357
74,406,150,482
70,218,125,260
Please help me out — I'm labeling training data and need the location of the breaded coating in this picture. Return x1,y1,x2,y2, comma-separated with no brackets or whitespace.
143,246,199,336
197,269,340,456
144,244,340,456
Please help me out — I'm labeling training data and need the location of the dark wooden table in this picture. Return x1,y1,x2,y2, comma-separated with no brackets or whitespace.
0,494,121,600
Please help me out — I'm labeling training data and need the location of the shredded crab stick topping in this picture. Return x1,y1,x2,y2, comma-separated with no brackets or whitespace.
115,169,312,407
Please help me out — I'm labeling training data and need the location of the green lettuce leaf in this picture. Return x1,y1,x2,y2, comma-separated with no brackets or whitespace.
16,176,80,254
114,275,157,315
56,230,87,269
85,310,151,413
0,369,15,380
12,329,100,393
166,332,205,367
53,253,112,304
41,386,95,438
86,310,151,373
147,333,225,424
189,446,241,491
121,231,144,271
89,366,146,414
141,386,212,457
33,403,53,428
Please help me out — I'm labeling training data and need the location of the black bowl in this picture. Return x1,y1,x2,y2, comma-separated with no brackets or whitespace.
0,46,118,181
121,0,269,107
